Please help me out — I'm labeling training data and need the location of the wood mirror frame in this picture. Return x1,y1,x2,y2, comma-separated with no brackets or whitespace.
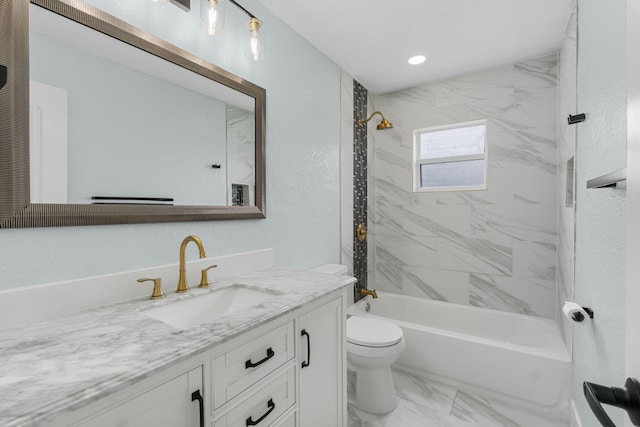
0,0,266,228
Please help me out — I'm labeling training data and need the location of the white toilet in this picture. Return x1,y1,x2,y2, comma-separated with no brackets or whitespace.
347,315,405,414
309,264,406,414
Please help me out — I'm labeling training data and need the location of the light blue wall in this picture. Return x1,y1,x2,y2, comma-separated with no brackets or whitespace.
574,0,626,425
0,0,341,290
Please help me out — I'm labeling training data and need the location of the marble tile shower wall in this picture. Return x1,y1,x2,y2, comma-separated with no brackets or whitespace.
340,71,355,274
556,2,577,347
370,54,559,318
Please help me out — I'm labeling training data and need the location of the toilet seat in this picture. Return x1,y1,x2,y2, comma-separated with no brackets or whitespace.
347,316,403,347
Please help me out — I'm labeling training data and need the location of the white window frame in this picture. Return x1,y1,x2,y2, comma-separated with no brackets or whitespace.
413,119,488,193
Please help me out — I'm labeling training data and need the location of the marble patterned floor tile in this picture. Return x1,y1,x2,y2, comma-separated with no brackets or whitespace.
450,391,569,427
392,369,457,415
348,397,478,427
348,370,569,427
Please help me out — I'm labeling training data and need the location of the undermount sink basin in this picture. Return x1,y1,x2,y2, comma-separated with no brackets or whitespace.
142,286,278,329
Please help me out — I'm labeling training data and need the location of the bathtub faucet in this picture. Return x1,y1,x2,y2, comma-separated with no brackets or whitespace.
361,288,378,299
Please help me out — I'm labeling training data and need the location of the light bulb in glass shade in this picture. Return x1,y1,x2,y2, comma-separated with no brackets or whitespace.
247,18,262,61
152,0,170,3
201,0,224,35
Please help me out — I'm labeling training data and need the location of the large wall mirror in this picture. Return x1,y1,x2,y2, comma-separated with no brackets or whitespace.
0,0,266,228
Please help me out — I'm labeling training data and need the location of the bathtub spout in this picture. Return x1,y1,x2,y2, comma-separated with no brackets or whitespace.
361,288,378,299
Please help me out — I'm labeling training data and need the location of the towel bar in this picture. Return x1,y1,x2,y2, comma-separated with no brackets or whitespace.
587,168,626,189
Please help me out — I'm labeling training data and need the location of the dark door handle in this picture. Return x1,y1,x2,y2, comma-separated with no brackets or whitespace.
0,65,7,90
245,398,275,426
191,389,204,427
584,378,640,426
301,329,311,368
245,347,275,369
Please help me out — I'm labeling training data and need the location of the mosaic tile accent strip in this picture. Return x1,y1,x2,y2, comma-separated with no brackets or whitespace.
353,80,368,299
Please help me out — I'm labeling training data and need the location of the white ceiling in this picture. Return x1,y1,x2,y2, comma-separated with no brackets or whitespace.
256,0,573,94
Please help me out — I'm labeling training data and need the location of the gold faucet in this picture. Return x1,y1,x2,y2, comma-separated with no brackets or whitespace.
361,288,378,299
177,235,207,293
199,264,218,288
137,277,165,299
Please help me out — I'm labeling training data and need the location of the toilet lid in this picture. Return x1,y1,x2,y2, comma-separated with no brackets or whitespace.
347,316,403,347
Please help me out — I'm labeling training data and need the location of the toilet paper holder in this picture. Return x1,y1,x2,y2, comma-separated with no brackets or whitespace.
563,301,594,323
572,306,594,322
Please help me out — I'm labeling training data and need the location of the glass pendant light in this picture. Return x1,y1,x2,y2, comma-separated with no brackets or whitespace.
246,17,263,61
201,0,225,35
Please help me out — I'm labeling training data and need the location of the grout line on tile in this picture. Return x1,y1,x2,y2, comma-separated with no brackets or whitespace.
450,389,461,417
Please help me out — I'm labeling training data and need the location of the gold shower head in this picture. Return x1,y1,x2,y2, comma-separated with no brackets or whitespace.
358,111,394,130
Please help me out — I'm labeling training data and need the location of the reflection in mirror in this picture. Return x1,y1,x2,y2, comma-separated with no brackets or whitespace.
0,0,265,228
29,5,255,207
226,106,256,206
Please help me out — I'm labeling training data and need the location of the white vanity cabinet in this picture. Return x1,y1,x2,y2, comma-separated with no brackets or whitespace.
297,297,345,427
41,290,346,427
74,366,204,427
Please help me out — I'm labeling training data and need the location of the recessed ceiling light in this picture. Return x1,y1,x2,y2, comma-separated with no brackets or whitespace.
408,55,426,65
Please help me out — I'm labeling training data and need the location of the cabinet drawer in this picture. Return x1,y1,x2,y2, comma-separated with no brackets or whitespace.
213,367,295,427
213,321,294,408
271,410,296,427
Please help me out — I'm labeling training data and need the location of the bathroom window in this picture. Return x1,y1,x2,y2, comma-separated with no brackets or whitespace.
413,119,487,192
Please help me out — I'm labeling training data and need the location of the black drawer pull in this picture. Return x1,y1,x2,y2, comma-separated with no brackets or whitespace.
0,65,7,90
245,347,275,369
584,378,640,426
246,398,275,426
301,329,311,368
191,389,204,427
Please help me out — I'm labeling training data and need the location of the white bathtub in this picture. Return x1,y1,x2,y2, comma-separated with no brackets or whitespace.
347,292,571,407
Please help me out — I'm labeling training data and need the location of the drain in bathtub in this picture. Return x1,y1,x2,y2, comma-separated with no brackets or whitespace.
365,302,371,312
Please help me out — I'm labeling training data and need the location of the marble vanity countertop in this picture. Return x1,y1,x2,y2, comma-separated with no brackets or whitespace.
0,268,355,427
